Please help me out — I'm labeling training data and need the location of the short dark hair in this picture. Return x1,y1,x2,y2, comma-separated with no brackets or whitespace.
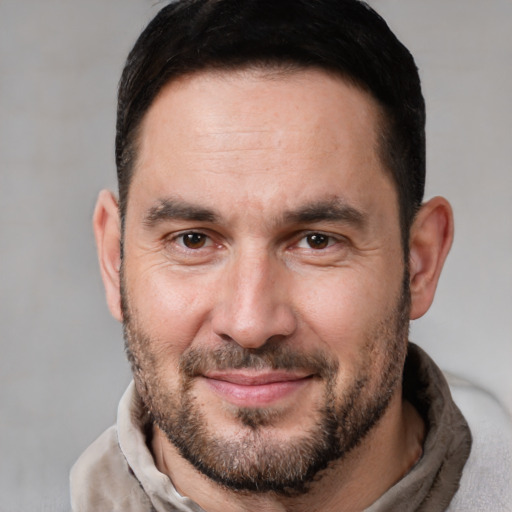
116,0,425,247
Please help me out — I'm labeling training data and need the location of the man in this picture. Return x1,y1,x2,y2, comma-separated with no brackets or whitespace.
71,0,512,510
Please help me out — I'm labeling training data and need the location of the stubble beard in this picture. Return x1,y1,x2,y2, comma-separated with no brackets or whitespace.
121,273,411,496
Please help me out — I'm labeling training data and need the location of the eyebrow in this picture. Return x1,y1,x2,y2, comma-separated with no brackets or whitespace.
143,197,367,230
144,198,219,226
283,199,367,229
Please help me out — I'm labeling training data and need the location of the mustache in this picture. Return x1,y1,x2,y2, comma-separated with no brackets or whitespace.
179,341,339,380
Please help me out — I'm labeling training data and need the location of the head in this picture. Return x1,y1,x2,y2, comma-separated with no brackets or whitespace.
94,0,453,498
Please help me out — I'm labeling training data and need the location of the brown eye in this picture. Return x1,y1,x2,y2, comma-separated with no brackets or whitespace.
306,233,330,249
182,232,207,249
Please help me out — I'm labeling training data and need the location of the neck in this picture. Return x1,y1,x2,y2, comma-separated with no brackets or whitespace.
151,390,425,512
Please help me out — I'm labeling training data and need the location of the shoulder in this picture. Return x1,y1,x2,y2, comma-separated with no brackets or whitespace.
70,425,153,512
446,375,512,511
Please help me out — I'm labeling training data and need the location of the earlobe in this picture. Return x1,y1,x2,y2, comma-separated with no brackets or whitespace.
408,197,454,320
93,190,123,322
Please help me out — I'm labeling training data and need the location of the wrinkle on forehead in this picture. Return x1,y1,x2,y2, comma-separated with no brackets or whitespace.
135,67,382,175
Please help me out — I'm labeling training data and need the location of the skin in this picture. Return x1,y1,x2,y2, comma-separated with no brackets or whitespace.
94,68,454,511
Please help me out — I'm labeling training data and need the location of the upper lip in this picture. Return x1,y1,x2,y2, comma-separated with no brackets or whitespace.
203,371,312,386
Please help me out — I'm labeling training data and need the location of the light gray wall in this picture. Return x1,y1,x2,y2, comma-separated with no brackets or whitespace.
1,1,510,509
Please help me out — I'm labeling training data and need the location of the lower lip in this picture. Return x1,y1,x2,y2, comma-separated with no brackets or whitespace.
203,377,311,407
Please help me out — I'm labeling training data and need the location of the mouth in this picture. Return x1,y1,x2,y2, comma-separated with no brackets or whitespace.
200,370,314,407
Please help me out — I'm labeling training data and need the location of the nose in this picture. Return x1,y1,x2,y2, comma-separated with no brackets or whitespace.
211,250,297,349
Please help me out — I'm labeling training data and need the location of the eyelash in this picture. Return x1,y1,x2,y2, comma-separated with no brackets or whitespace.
168,230,344,252
171,231,215,250
295,232,342,250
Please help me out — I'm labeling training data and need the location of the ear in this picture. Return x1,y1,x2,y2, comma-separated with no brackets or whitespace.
93,190,123,323
408,196,454,320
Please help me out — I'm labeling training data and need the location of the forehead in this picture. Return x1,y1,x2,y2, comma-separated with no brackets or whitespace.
130,68,395,224
138,68,382,160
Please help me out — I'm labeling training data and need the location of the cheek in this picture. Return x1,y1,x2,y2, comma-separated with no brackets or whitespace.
125,262,219,354
293,269,396,356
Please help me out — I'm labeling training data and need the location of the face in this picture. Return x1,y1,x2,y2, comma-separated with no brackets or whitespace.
120,69,409,493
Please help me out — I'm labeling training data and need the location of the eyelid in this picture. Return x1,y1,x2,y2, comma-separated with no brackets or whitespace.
163,228,347,252
167,230,215,249
293,231,346,249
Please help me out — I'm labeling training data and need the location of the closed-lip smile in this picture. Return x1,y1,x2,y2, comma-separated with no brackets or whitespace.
201,370,314,406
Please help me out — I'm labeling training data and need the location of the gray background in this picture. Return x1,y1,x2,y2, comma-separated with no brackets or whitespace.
1,0,511,510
